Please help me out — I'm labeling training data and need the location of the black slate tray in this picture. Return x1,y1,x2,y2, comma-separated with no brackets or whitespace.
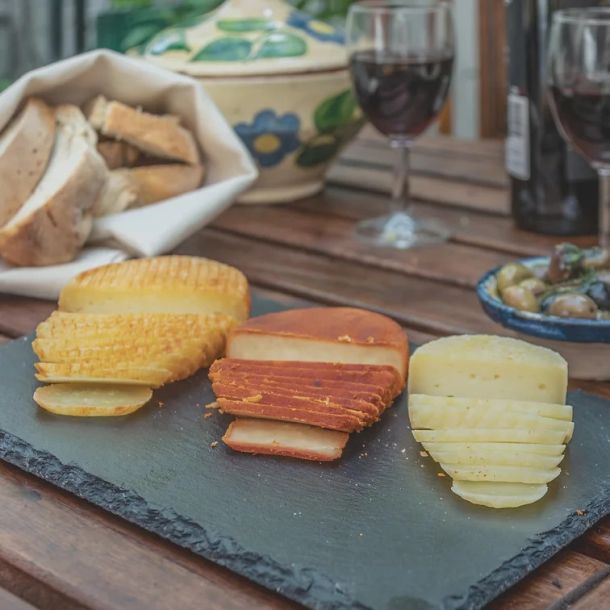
0,296,609,610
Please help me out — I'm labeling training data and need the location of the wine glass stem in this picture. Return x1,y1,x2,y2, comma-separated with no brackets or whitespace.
600,168,610,249
390,138,412,215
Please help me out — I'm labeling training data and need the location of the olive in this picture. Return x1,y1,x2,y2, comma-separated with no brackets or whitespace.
501,285,540,313
545,293,598,319
583,248,610,270
496,263,533,292
587,281,610,310
547,243,584,284
519,277,548,296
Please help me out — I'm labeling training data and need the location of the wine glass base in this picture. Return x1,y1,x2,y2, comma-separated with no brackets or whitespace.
354,212,450,249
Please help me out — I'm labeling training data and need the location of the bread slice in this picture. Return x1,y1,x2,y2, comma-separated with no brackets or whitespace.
0,105,106,266
120,163,205,208
97,139,141,169
92,169,137,217
222,419,349,461
0,98,56,228
58,256,250,322
226,308,409,384
86,96,200,165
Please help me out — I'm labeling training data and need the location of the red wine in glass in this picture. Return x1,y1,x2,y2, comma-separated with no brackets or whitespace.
549,85,610,166
350,51,454,138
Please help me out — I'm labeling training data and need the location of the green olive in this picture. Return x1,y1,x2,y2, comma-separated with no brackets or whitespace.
546,293,598,319
501,285,540,313
519,277,548,296
496,263,533,292
583,248,610,270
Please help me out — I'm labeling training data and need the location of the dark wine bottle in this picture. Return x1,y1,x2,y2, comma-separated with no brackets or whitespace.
506,0,601,235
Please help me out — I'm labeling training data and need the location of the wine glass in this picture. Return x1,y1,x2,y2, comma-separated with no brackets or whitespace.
346,1,454,249
547,8,610,247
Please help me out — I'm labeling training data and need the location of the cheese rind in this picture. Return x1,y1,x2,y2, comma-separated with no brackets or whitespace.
408,335,567,404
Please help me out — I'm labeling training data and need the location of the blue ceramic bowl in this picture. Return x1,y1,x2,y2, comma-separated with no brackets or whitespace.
477,256,610,343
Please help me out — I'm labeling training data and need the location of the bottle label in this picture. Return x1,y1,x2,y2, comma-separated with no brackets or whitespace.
505,92,530,180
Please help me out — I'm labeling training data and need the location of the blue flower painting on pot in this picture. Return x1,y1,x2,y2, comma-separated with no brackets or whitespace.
235,110,301,168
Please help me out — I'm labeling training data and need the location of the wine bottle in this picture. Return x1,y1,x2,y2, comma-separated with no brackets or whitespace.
506,0,601,235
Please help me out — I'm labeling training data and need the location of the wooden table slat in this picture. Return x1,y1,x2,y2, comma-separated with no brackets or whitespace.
211,204,511,289
490,550,608,609
291,187,595,257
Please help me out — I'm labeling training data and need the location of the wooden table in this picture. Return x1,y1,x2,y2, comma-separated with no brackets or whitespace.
0,131,608,609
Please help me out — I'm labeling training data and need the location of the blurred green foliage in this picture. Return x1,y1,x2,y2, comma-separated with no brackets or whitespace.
98,0,355,54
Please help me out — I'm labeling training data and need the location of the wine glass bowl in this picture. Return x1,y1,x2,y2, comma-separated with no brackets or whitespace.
547,8,610,246
346,0,454,249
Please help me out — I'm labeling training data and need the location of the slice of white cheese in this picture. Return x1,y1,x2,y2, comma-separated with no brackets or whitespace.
426,448,563,469
451,481,548,508
440,463,561,484
412,428,567,444
408,403,572,435
409,394,572,421
408,335,568,404
421,441,566,456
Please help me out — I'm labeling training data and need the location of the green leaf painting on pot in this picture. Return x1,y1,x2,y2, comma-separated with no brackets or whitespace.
296,89,364,167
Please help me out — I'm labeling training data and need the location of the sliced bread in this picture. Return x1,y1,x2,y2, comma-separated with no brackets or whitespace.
0,105,107,266
96,139,141,169
0,98,56,228
93,169,137,217
86,96,200,165
118,163,204,208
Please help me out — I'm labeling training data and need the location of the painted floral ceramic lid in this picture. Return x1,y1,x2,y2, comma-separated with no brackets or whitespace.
142,0,348,77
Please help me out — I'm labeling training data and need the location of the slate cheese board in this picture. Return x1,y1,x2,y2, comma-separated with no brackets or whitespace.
0,296,609,610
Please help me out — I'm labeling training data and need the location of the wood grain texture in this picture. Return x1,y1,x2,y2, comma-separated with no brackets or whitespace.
0,129,608,609
489,551,607,609
0,461,297,610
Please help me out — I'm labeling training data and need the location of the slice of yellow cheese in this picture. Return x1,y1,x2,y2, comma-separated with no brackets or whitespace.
440,463,561,484
451,481,548,508
408,335,567,404
409,394,572,421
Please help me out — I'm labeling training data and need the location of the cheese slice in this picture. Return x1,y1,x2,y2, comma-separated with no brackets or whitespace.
451,481,548,508
426,448,563,469
440,463,561,484
58,256,250,322
412,428,567,444
223,418,349,461
421,442,566,456
409,404,572,435
409,394,572,421
226,308,409,383
408,335,567,404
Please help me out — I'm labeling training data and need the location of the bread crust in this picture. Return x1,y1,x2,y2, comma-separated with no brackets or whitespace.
87,96,200,165
0,98,56,228
96,139,141,169
119,163,204,207
0,105,107,266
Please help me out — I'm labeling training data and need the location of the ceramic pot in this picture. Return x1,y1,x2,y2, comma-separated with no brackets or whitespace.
142,0,363,204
